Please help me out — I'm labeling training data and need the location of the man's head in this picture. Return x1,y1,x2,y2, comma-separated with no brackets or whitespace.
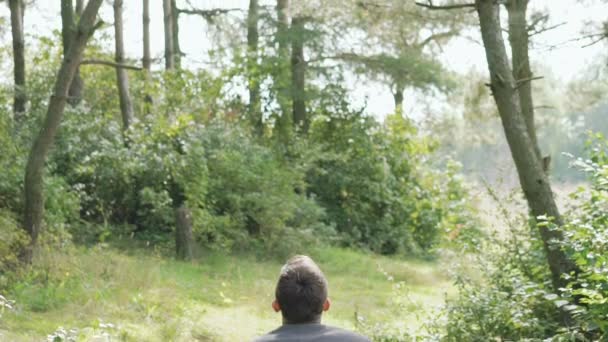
272,255,331,324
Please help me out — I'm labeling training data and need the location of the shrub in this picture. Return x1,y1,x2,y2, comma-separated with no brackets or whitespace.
0,211,29,280
435,134,608,341
307,87,477,255
197,122,333,255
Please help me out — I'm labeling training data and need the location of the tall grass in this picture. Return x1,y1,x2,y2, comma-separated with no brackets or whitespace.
1,245,451,341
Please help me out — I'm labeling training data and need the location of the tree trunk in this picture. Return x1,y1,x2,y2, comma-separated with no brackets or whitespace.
175,205,194,261
114,0,134,131
274,0,292,142
75,0,84,14
21,0,104,264
72,0,85,104
61,0,84,105
142,0,153,113
9,0,26,120
171,0,181,69
506,0,542,162
247,0,263,135
291,16,307,133
163,0,175,70
393,88,404,116
475,0,577,291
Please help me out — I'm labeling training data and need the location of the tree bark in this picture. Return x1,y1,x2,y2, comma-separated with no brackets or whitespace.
75,0,84,14
9,0,26,120
61,0,85,105
274,0,292,141
475,0,577,291
171,0,181,69
143,0,153,113
114,0,134,131
21,0,104,264
506,0,541,162
175,205,194,261
163,0,175,70
291,16,307,133
247,0,263,135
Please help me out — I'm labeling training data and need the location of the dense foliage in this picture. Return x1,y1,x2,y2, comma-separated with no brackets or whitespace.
0,33,475,268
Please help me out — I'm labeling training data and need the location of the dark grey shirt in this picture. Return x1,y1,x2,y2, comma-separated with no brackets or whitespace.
253,323,371,342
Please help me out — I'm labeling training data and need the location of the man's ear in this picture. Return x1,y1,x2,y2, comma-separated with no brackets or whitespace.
272,300,281,312
323,298,331,312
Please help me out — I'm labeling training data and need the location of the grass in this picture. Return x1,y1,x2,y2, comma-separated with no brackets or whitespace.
0,245,452,341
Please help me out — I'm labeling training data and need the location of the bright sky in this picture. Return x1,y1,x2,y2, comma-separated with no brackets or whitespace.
1,0,607,118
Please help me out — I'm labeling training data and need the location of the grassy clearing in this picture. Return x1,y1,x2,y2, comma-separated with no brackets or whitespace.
0,246,451,341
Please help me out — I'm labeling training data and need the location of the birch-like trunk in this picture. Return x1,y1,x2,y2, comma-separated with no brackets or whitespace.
143,0,153,113
114,0,134,131
171,0,181,69
291,16,307,133
61,0,85,105
506,0,542,162
247,0,262,135
9,0,26,119
163,0,175,70
475,0,577,291
22,0,104,264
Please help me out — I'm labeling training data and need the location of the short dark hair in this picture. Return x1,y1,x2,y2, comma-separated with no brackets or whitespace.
275,255,328,324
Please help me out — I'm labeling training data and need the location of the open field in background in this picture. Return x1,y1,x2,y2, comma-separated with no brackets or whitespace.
467,178,585,235
0,246,452,341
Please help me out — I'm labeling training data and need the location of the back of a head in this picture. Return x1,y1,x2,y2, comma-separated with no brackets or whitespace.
275,255,328,324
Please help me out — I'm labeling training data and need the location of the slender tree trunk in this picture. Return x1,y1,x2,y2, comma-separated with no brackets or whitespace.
506,0,542,162
60,0,75,56
143,0,153,113
163,0,175,70
275,0,292,141
393,88,404,116
61,0,84,105
21,0,104,264
9,0,26,120
114,0,134,131
175,205,194,261
171,0,181,69
247,0,263,135
475,0,577,291
71,0,85,103
291,16,307,133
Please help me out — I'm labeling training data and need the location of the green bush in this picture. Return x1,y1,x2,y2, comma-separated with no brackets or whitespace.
307,87,476,255
434,134,608,341
51,103,331,254
0,211,29,279
558,133,608,338
198,122,333,255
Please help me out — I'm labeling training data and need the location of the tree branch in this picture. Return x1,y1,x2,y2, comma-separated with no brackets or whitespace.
87,20,105,39
581,33,607,48
528,22,566,37
515,75,543,90
417,30,459,48
177,2,243,24
415,1,475,10
80,59,142,71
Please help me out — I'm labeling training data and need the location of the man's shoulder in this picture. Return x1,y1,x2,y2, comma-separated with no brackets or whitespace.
253,323,371,342
321,325,370,341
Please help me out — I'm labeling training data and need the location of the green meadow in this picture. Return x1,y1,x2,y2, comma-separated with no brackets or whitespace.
1,246,451,341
